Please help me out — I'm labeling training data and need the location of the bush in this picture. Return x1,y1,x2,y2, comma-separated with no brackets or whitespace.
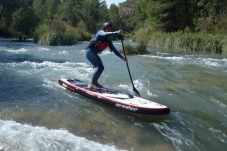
121,43,149,55
34,20,92,45
133,26,225,54
37,32,77,45
136,43,149,54
12,7,37,36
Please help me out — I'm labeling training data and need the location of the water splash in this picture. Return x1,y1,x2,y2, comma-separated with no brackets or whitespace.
0,120,126,151
152,122,200,151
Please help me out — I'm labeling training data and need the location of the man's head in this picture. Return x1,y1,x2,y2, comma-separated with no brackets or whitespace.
102,22,112,31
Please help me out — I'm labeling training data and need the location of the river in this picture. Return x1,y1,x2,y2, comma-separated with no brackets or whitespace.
0,40,226,151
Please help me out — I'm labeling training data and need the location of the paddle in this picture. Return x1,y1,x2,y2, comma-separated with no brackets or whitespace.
120,38,141,97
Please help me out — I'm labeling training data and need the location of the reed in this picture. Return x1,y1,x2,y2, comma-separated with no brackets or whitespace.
121,42,149,55
34,20,91,46
36,32,76,46
133,28,226,54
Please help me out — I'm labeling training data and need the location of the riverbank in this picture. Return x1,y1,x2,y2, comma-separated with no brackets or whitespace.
133,28,227,54
0,37,34,43
34,30,227,55
2,29,227,55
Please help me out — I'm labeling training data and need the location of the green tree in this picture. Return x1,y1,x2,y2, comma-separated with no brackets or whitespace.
155,0,195,31
118,0,137,32
78,0,100,32
12,6,37,36
131,0,161,30
0,0,20,24
42,0,58,21
57,0,84,27
99,0,109,25
194,0,227,33
108,4,123,29
32,0,45,18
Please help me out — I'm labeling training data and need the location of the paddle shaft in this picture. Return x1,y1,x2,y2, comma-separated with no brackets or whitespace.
121,39,141,96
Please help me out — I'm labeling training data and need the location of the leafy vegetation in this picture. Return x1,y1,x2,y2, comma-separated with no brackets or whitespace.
121,43,149,55
0,0,226,53
134,29,224,54
125,0,227,54
34,19,91,45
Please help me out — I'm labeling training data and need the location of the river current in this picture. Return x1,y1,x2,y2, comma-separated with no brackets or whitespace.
0,40,226,151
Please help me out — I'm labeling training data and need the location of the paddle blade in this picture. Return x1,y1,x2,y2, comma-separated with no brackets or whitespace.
133,87,140,97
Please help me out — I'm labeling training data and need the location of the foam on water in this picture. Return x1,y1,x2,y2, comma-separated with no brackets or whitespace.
101,50,112,55
208,128,227,143
1,61,93,76
57,50,69,55
133,79,159,97
152,122,200,151
38,47,50,51
199,57,227,67
0,120,126,151
3,48,28,54
143,53,227,68
118,79,158,97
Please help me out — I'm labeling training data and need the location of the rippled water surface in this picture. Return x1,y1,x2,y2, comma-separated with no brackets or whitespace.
0,40,226,151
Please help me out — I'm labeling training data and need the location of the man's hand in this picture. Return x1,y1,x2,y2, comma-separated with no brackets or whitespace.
117,30,123,35
117,30,124,40
122,57,128,64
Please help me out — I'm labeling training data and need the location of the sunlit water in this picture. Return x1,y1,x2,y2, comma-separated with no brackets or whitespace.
0,40,226,151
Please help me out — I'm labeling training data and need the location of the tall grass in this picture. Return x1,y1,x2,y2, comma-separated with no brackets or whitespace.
36,32,77,46
120,43,149,55
133,28,226,54
34,20,91,46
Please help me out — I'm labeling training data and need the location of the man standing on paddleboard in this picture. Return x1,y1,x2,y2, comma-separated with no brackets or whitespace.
86,22,127,89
